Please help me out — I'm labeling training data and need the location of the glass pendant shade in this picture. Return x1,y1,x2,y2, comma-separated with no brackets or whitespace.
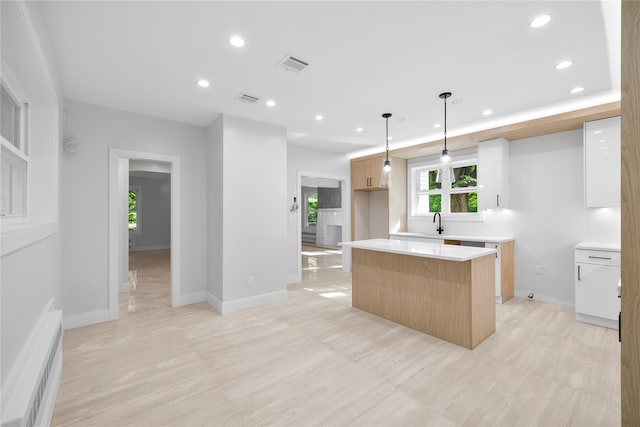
441,148,451,163
380,164,390,188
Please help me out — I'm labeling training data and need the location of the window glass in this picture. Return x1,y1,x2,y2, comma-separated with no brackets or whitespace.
450,192,478,213
411,161,478,216
1,86,21,149
128,190,138,230
451,165,477,188
306,194,318,226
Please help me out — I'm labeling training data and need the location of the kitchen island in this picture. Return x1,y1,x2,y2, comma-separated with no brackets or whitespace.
341,239,496,349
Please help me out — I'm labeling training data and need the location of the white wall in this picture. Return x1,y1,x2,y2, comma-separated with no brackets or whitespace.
205,114,287,312
222,114,287,303
286,144,350,282
129,174,171,250
61,100,207,319
407,129,621,306
205,116,223,302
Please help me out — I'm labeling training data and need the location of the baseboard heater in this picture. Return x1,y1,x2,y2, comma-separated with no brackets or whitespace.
2,310,63,427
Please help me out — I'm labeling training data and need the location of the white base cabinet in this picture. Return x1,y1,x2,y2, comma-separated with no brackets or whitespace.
575,245,620,329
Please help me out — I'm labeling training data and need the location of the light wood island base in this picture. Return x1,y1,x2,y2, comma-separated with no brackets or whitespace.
352,248,496,349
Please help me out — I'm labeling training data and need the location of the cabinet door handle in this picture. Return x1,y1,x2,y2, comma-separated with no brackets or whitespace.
588,255,612,260
497,194,500,207
495,244,498,258
619,312,621,343
577,265,581,281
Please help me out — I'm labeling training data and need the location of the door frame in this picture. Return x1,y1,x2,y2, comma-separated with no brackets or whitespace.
108,148,181,320
296,170,350,282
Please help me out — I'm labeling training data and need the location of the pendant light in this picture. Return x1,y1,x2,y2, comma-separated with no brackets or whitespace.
380,113,392,188
439,92,452,163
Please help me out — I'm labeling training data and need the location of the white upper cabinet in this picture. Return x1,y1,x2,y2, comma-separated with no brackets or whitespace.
477,138,509,210
584,116,621,207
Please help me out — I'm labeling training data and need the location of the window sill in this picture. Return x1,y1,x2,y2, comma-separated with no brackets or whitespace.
1,221,58,257
409,212,486,223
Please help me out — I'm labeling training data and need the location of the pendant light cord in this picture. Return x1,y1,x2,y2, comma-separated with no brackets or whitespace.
385,116,390,161
443,95,447,152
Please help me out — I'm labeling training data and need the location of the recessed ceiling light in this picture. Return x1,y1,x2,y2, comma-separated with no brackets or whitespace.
356,127,364,132
315,115,323,121
570,86,585,94
229,36,245,48
556,60,573,70
266,99,276,107
197,79,210,88
530,14,551,28
433,123,441,128
482,109,493,116
594,130,603,134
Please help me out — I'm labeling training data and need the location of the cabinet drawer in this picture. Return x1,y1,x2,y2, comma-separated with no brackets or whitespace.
575,249,621,266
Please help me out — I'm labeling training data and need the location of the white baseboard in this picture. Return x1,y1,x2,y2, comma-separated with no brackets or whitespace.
287,274,301,285
206,292,222,314
576,312,619,330
174,291,205,307
63,309,110,330
207,290,288,315
514,290,573,308
130,244,170,252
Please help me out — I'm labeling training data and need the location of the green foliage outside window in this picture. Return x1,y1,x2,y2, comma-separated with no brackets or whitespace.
128,190,137,230
451,165,478,213
307,194,318,226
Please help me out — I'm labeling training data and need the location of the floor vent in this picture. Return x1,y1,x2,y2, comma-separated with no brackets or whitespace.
277,54,310,72
235,93,261,103
25,324,62,427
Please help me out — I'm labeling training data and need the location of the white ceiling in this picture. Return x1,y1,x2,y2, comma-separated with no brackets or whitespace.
37,1,620,155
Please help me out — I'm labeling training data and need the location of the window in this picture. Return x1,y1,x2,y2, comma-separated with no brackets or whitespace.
306,194,318,226
128,187,140,232
0,82,29,218
411,160,478,217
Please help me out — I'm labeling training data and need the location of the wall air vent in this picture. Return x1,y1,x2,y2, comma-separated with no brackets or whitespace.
236,93,261,103
277,54,310,72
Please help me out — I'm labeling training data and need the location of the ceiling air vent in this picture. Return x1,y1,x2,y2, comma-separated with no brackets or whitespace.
277,54,310,72
236,93,261,103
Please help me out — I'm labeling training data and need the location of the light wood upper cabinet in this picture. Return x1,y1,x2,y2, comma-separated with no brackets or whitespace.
584,116,620,207
477,138,509,210
351,156,384,190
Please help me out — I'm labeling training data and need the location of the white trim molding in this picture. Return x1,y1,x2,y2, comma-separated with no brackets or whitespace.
206,290,288,315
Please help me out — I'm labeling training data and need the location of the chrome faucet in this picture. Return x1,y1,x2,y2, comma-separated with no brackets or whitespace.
433,212,444,235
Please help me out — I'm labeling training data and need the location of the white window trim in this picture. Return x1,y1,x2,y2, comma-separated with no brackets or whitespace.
1,76,31,221
128,185,142,235
408,153,483,222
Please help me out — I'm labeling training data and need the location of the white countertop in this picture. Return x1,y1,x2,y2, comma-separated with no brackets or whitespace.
389,232,514,244
575,241,621,252
341,238,496,262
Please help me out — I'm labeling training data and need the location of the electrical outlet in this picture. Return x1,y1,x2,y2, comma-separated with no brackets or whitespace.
247,275,255,287
535,265,543,275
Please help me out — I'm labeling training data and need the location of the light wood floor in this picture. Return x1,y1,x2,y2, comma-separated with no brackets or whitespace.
52,247,620,426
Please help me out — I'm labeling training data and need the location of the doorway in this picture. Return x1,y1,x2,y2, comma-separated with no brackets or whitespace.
108,149,181,320
296,171,349,282
125,165,171,315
